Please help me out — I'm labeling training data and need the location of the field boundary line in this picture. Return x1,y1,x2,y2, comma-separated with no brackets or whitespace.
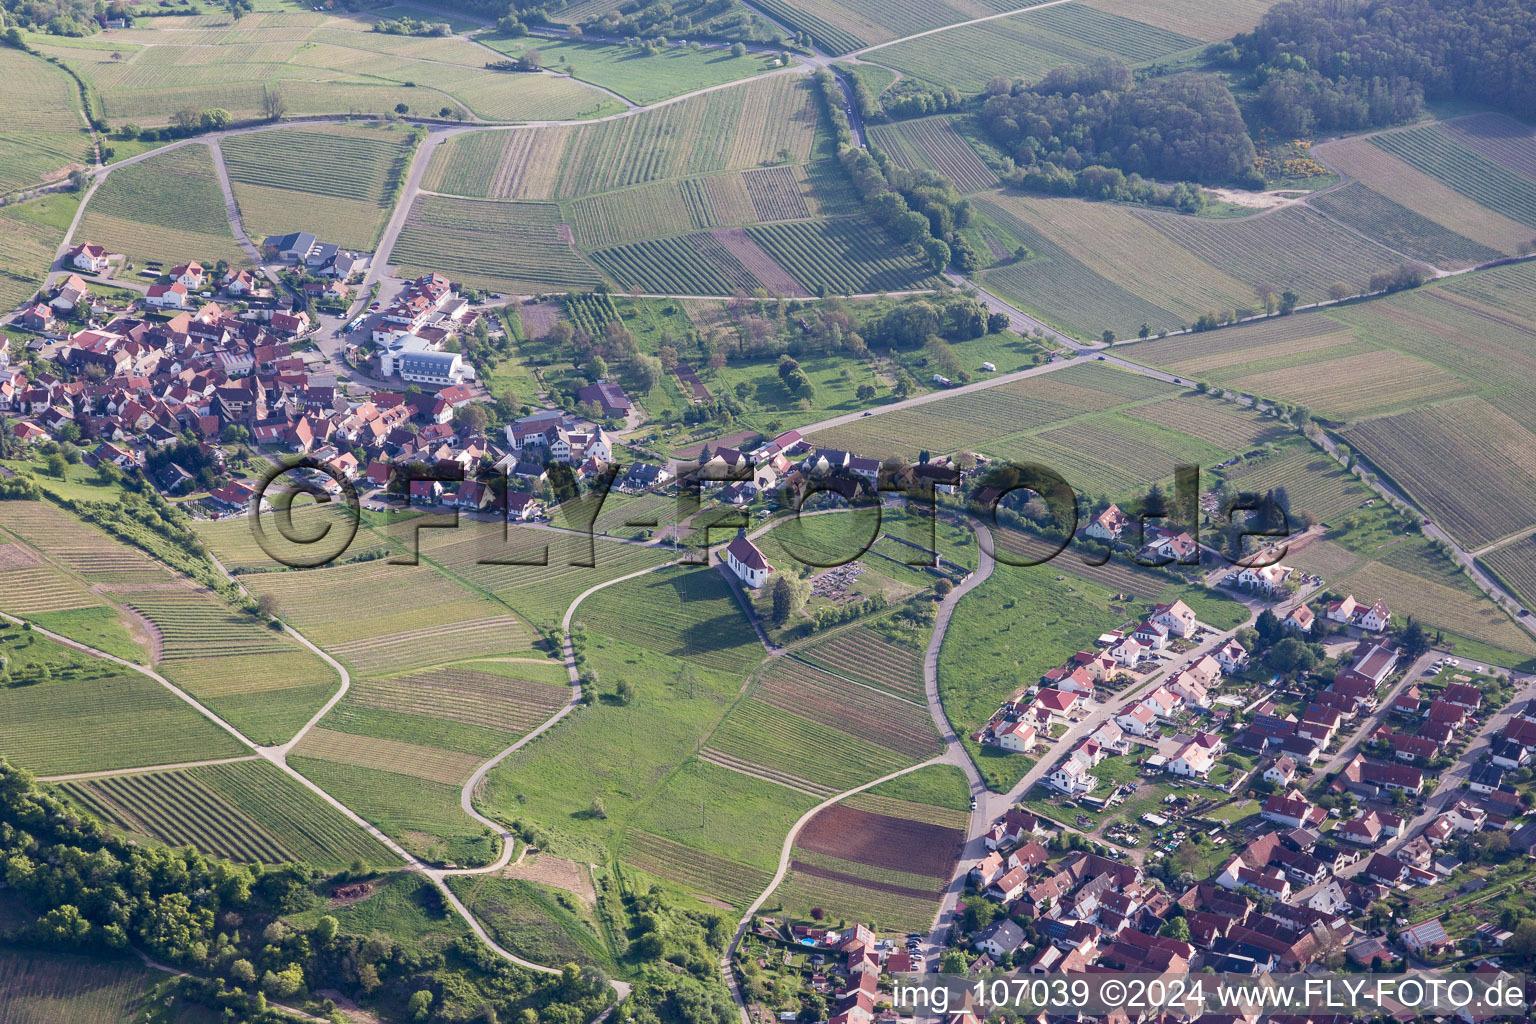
205,138,264,266
21,553,627,996
1471,522,1536,558
37,754,263,783
783,653,928,707
720,755,945,1022
0,609,257,752
850,0,1078,57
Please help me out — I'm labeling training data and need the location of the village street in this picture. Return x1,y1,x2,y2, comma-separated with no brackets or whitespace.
1379,668,1536,860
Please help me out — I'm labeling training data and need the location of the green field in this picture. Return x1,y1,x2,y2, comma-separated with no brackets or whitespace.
0,190,80,314
284,871,470,954
869,116,997,193
222,123,417,249
285,662,570,865
0,522,149,662
59,758,398,868
797,625,926,701
1220,444,1377,524
0,47,92,195
745,0,1049,54
773,862,941,933
447,876,616,970
937,564,1143,789
1292,531,1536,667
974,196,1184,339
0,947,159,1023
1346,396,1536,550
22,607,148,664
1370,122,1536,229
567,176,750,249
702,697,914,797
393,195,602,292
42,10,621,126
863,762,970,812
406,520,673,627
1137,204,1405,305
1481,534,1536,612
192,500,385,571
1128,261,1536,425
627,757,818,872
590,232,764,296
290,754,495,866
422,74,819,201
746,217,940,294
0,659,247,777
241,554,538,673
76,143,249,268
621,828,774,908
480,34,784,105
1308,182,1503,269
753,657,941,759
482,633,747,860
579,563,764,672
869,1,1202,93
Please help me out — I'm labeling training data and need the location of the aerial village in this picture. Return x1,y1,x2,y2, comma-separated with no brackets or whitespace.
8,240,1536,1024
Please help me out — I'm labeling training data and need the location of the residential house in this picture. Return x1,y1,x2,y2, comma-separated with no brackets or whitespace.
1142,684,1182,718
995,720,1037,753
1356,599,1391,631
1085,504,1132,541
1469,764,1505,795
1442,682,1483,712
1262,790,1326,829
1262,755,1297,787
1131,621,1169,650
1364,853,1409,886
1046,757,1096,795
1035,688,1081,723
1214,639,1249,673
1167,739,1214,779
1150,599,1198,637
69,242,110,273
18,304,53,331
1107,635,1146,668
1236,563,1295,595
1399,918,1451,956
146,283,189,309
1115,702,1157,737
50,274,90,312
170,262,205,289
973,920,1025,958
1142,530,1198,564
1283,604,1315,635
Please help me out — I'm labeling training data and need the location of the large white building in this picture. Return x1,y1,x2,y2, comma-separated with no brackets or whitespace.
380,334,467,386
724,529,773,588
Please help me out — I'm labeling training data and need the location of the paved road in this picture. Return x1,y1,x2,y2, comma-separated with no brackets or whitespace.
795,349,1084,438
922,523,995,953
722,756,946,1023
1378,667,1536,859
1309,432,1536,643
2,546,644,1001
944,271,1089,353
205,139,263,265
1314,650,1440,778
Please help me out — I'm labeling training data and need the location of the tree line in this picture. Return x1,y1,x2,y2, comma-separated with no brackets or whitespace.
1218,0,1536,135
979,60,1263,195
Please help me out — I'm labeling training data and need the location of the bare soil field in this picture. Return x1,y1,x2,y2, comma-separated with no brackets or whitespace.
795,804,962,878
